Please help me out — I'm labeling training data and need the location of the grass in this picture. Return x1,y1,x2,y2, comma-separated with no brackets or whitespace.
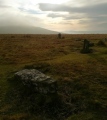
0,34,107,120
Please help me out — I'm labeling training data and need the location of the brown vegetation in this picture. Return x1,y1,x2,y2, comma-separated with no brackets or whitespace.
0,34,107,120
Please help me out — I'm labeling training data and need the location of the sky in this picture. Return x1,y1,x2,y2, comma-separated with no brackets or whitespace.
0,0,107,33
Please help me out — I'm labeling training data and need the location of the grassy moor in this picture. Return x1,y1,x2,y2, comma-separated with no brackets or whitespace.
0,34,107,120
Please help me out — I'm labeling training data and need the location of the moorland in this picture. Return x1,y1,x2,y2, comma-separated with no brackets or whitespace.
0,34,107,120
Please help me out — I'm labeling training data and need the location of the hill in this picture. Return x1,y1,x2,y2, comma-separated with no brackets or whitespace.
0,26,58,34
64,30,107,34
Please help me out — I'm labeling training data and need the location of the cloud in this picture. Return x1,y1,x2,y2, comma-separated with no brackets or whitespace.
18,7,43,15
39,2,107,31
79,15,107,30
0,0,46,28
0,0,12,8
27,9,43,14
0,14,44,28
48,13,63,18
48,13,85,20
0,5,12,8
0,0,3,4
0,7,44,27
39,2,107,15
39,3,69,12
0,0,107,32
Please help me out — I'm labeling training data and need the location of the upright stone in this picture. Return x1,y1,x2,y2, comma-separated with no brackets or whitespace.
58,33,61,39
81,39,93,53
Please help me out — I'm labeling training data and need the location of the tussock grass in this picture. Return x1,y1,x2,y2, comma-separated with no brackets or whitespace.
0,34,107,120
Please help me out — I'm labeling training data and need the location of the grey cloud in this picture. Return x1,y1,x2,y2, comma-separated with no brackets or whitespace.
0,0,3,4
39,3,107,15
41,2,107,30
59,21,73,25
27,10,43,14
0,0,13,8
47,13,84,20
79,15,107,31
48,13,63,18
0,5,12,8
0,9,44,27
39,3,70,12
18,7,43,15
0,15,30,26
71,0,107,5
91,16,107,23
64,16,82,20
79,16,107,24
50,21,73,25
18,7,26,11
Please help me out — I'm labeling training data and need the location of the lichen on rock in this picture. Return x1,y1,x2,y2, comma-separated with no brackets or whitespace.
14,69,57,94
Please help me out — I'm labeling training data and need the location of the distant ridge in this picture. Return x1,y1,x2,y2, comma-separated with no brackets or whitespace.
0,26,58,34
64,30,107,34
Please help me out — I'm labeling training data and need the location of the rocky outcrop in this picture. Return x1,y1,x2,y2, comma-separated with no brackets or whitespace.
14,69,57,94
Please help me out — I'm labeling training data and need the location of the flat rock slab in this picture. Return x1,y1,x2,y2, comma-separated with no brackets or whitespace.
14,69,57,94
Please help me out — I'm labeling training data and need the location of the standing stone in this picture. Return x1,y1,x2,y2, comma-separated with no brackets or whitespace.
97,40,106,47
81,39,93,53
58,33,61,39
83,39,89,52
104,38,107,42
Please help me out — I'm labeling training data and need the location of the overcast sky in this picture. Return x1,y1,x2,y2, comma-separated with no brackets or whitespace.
0,0,107,32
